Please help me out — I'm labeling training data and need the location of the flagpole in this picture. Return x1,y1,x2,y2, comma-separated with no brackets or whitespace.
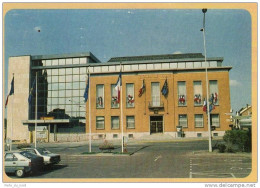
35,72,38,148
202,8,212,152
120,64,124,153
10,73,14,151
88,67,92,153
144,80,146,115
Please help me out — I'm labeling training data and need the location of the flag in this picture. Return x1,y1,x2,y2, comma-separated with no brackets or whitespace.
209,103,215,113
84,75,90,102
203,98,215,113
203,98,207,112
28,78,36,105
115,72,122,103
138,80,145,97
5,76,14,108
161,79,168,97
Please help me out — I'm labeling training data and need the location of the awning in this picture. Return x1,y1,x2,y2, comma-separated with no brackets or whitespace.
22,119,86,125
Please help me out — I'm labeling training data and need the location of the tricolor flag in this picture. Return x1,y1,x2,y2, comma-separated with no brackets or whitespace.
5,76,14,108
84,75,90,102
203,98,207,112
28,78,36,105
203,98,215,113
115,72,122,103
138,80,145,97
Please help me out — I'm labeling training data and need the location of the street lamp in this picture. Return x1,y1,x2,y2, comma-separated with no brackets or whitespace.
201,8,212,152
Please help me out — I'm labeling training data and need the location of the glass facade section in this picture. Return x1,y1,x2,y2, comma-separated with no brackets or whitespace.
29,58,88,120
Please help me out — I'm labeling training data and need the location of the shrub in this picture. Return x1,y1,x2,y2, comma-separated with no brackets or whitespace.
223,130,251,152
217,144,226,153
99,140,114,150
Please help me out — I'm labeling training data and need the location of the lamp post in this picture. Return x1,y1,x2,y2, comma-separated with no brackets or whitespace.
201,8,212,152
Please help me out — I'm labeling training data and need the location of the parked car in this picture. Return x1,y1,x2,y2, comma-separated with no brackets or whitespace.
21,147,61,165
4,151,44,178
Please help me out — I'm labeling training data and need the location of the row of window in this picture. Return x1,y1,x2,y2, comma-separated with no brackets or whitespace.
179,114,220,128
95,114,220,130
40,59,220,72
95,80,219,108
96,116,135,130
42,58,87,67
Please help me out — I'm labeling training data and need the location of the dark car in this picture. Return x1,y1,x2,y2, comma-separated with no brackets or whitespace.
21,147,61,165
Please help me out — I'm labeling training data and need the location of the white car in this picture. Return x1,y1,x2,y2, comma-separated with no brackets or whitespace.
5,151,44,177
21,148,61,165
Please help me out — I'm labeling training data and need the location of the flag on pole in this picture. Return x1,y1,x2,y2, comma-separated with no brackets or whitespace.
138,80,145,97
5,76,14,108
203,98,207,112
115,72,122,103
161,79,168,97
209,103,215,113
84,75,90,102
28,78,36,105
203,98,215,113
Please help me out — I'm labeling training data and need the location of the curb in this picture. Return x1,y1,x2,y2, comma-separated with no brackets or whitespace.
69,153,131,157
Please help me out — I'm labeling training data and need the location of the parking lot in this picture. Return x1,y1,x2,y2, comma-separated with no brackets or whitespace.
5,140,252,180
189,153,252,178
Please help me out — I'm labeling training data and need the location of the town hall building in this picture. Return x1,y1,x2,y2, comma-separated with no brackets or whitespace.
6,52,232,143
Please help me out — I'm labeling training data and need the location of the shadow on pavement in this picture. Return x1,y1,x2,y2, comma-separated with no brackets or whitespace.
30,164,68,177
129,145,150,155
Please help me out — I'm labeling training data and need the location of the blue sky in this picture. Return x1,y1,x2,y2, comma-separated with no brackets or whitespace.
4,9,251,112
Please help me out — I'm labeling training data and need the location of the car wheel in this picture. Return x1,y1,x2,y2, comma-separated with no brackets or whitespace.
15,169,25,178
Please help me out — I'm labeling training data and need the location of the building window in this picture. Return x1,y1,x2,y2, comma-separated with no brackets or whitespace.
111,116,120,130
193,81,202,106
178,81,186,106
151,82,160,107
210,114,220,127
209,80,219,105
126,83,135,108
195,114,204,128
96,116,105,129
179,114,188,128
111,84,119,108
96,84,104,108
126,116,135,129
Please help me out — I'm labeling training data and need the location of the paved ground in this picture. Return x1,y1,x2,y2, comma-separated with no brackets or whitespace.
189,152,252,178
5,139,252,180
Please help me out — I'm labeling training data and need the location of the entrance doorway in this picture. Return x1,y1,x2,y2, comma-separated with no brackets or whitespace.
150,116,163,134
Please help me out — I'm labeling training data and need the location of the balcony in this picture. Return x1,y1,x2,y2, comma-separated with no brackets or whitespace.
148,101,164,110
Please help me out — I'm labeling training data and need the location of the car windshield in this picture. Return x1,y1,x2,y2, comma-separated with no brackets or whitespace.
37,148,52,155
20,151,37,159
